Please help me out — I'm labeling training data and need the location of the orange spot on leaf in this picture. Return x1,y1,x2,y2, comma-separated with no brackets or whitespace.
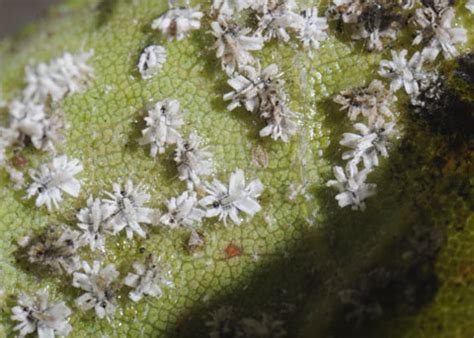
225,244,242,259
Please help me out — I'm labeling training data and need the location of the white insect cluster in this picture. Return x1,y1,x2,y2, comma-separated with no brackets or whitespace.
174,132,213,189
255,0,304,43
298,7,329,50
259,95,299,142
208,0,329,143
138,45,167,80
139,99,184,156
209,0,328,73
11,290,72,338
160,190,206,228
103,179,153,239
411,6,467,60
326,0,361,24
340,120,397,169
123,255,173,302
0,51,94,194
333,80,396,127
23,50,94,104
26,155,83,211
326,0,469,211
467,0,474,13
135,4,271,233
329,78,400,210
8,100,62,152
327,162,377,211
76,196,115,252
151,7,204,41
199,169,264,225
326,0,401,52
211,0,328,53
210,16,264,74
0,127,17,166
224,63,283,113
141,3,205,79
72,260,119,319
211,0,251,16
378,49,427,97
224,63,299,142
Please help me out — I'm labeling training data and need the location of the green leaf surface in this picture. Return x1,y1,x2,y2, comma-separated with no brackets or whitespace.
0,0,472,337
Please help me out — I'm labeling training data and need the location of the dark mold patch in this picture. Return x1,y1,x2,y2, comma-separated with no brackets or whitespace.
360,1,405,35
14,226,80,277
453,53,474,86
410,53,474,145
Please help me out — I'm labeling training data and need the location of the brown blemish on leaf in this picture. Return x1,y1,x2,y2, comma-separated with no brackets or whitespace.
225,243,242,259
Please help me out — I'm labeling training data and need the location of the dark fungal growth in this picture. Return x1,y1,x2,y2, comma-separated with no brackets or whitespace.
326,0,409,52
410,53,474,144
360,1,404,34
18,226,81,275
454,53,474,85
